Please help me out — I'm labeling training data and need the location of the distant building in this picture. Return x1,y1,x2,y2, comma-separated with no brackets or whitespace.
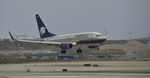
99,49,126,58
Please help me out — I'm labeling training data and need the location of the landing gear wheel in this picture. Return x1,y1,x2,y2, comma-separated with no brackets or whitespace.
61,49,66,54
97,47,100,50
97,43,101,50
77,48,82,53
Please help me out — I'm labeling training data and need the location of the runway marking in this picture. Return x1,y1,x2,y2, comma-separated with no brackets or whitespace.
10,76,85,78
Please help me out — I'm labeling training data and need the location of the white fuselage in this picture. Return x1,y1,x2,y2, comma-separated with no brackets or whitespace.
41,32,107,44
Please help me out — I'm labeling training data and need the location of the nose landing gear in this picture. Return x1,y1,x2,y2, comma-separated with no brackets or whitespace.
76,48,82,53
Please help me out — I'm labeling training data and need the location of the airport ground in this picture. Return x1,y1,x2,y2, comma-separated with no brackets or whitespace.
0,60,150,78
0,38,150,78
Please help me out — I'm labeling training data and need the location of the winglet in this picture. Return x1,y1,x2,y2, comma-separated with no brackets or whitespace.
8,31,15,40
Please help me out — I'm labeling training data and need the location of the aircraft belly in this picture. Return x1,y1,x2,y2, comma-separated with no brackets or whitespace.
76,39,106,44
43,37,106,44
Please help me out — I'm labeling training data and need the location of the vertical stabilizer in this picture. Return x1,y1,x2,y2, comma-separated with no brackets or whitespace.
35,14,56,38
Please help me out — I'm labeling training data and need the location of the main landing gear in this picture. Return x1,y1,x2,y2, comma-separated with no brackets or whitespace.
61,48,82,54
61,49,66,54
76,48,82,53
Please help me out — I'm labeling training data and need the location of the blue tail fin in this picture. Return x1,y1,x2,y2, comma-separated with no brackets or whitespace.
35,14,56,38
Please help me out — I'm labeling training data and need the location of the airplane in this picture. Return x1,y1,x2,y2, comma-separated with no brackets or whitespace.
9,14,107,54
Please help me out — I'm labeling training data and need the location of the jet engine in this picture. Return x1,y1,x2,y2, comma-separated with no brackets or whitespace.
60,43,73,49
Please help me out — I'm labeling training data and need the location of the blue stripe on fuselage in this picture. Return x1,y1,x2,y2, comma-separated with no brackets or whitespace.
76,39,106,44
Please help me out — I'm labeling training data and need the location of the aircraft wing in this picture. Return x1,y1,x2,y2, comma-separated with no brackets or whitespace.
8,31,76,49
18,39,77,50
19,39,62,45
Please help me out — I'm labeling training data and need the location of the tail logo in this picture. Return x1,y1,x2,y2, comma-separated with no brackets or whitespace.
40,27,46,35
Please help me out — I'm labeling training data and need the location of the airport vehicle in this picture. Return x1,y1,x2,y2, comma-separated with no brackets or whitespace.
9,14,107,54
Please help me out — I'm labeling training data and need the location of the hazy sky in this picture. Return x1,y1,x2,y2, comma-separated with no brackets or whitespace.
0,0,150,40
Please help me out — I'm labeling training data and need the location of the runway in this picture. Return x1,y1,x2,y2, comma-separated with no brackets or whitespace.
0,72,150,78
0,61,150,78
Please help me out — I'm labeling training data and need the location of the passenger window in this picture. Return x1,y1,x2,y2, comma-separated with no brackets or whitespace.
96,35,101,37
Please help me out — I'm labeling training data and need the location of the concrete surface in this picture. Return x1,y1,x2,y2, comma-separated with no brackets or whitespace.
0,72,150,78
0,61,150,78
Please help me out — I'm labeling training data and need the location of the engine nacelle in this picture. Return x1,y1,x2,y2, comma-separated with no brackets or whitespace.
60,43,73,49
